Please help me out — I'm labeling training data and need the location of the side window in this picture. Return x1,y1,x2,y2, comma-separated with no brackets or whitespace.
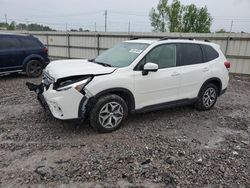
0,37,21,49
203,45,219,62
145,44,176,69
179,44,203,66
20,38,40,48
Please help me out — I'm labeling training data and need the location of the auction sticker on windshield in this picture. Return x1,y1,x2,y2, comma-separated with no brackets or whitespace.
129,49,143,54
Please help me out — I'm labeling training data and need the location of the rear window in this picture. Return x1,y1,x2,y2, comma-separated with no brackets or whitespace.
178,43,204,66
0,37,21,49
202,45,219,62
20,38,41,48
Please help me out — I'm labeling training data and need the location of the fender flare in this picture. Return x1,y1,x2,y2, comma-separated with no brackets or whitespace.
22,54,45,70
198,77,222,96
94,87,136,110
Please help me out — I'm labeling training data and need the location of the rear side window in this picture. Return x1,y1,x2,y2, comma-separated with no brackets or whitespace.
202,45,219,62
0,37,21,49
178,43,203,66
20,38,41,48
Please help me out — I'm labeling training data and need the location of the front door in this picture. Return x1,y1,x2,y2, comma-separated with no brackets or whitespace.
0,37,23,72
134,44,181,110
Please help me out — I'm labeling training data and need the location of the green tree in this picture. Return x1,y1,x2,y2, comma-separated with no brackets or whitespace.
182,5,212,33
216,28,227,33
0,22,8,28
168,0,183,32
7,21,16,30
149,0,169,32
149,0,213,33
16,23,27,30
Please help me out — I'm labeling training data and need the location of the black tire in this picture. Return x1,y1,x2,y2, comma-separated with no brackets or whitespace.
196,83,218,111
26,60,43,77
89,94,128,133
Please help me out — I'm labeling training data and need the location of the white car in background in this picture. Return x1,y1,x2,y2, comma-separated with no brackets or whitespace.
27,38,230,133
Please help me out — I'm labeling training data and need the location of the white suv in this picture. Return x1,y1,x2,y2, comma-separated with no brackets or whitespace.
27,38,230,133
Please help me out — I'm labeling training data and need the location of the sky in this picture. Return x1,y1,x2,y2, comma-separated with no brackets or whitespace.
0,0,250,33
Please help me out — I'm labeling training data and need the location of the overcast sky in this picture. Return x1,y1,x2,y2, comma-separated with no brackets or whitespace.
1,0,250,32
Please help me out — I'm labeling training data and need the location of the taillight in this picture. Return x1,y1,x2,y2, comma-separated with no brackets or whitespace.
224,61,231,69
43,48,48,55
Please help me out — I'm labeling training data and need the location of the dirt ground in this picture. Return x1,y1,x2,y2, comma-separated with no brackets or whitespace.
0,73,249,188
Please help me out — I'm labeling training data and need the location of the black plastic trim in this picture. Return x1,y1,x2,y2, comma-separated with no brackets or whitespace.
94,88,136,111
220,88,227,95
78,96,88,118
135,98,198,114
199,77,222,96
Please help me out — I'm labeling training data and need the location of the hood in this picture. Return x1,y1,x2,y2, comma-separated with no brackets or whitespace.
45,59,116,81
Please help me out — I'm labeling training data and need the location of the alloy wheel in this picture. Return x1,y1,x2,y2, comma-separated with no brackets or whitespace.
202,87,216,108
98,102,124,128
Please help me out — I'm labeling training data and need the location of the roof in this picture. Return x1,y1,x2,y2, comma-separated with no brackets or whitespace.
0,32,30,37
125,38,219,48
125,39,158,44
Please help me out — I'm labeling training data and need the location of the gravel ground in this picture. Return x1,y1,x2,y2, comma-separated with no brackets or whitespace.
0,73,249,188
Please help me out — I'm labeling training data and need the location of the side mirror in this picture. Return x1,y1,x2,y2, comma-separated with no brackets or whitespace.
142,62,158,75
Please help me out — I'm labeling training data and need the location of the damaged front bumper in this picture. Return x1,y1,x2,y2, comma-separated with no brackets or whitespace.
26,82,91,120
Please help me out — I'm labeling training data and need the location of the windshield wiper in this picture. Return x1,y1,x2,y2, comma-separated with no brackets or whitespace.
89,59,112,67
95,62,112,67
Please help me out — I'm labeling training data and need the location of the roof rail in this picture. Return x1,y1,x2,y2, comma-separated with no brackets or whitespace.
129,36,161,40
159,37,210,42
129,36,211,42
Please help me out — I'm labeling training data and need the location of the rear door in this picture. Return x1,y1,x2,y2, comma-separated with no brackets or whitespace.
177,43,208,99
0,36,24,72
19,37,44,59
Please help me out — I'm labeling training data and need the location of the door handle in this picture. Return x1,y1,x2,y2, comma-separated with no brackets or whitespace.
171,72,180,76
202,67,209,72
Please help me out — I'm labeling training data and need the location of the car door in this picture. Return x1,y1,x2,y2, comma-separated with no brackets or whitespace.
177,43,208,99
0,36,24,72
134,43,182,110
19,37,43,59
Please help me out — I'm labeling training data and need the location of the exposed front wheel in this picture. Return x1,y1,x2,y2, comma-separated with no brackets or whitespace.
26,60,43,77
196,83,218,111
89,94,128,133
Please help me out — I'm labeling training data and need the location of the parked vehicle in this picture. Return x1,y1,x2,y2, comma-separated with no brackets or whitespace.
0,33,49,77
27,38,230,133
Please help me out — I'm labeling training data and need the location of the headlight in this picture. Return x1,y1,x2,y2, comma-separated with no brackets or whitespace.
56,77,92,92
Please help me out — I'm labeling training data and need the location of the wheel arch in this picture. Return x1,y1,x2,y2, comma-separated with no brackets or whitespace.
91,88,136,113
22,55,45,71
199,77,222,96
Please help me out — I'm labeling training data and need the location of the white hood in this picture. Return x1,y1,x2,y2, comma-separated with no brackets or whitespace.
45,59,116,81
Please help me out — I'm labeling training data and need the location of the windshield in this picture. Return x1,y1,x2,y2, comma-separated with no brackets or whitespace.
94,42,149,67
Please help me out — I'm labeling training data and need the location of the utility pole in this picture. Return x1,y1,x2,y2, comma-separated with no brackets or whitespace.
229,20,234,34
94,22,97,32
66,23,68,32
4,14,7,24
25,18,29,31
128,21,131,33
225,20,234,56
104,10,107,32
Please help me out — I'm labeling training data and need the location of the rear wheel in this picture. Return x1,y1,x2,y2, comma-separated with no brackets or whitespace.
196,83,218,111
89,94,128,133
26,60,43,77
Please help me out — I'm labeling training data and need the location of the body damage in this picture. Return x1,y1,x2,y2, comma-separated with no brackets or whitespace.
27,59,117,120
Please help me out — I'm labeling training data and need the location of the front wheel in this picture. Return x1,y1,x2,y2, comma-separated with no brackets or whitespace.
196,83,218,111
26,60,43,77
89,94,128,133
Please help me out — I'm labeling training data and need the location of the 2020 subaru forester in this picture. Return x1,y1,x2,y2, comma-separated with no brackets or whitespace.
27,38,230,133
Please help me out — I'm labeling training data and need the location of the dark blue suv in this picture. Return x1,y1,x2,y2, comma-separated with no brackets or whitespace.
0,33,50,77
